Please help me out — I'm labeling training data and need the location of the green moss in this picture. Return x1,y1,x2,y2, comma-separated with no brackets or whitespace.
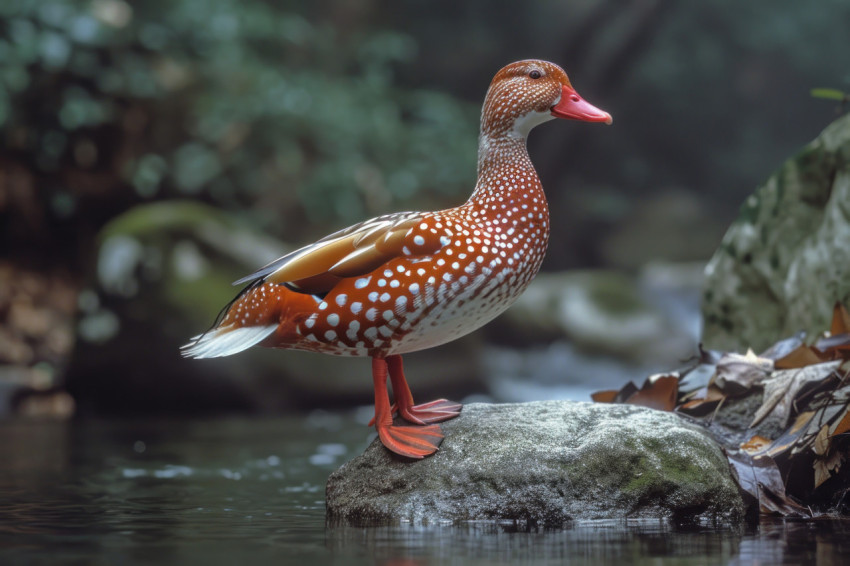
620,438,715,500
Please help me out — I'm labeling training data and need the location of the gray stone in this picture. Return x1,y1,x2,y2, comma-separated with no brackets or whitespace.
326,401,744,525
702,113,850,351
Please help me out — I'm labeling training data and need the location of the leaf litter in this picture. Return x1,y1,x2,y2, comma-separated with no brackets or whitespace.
592,301,850,518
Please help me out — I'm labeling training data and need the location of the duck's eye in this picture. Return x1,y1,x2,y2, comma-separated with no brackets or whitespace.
529,70,542,79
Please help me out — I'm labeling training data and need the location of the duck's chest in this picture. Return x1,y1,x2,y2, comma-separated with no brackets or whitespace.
383,197,551,354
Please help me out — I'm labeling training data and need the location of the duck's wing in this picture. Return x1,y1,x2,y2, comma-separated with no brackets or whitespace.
233,211,443,296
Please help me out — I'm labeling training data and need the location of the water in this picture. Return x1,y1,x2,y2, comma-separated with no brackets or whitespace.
1,414,848,565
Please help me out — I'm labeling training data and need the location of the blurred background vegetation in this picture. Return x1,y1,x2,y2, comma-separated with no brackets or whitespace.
1,0,848,417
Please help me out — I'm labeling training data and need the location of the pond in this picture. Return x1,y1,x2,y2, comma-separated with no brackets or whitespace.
1,413,848,565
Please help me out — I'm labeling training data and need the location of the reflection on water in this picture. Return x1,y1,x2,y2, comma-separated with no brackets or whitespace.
1,415,848,565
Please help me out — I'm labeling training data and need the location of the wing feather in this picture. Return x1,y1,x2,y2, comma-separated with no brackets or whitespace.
265,233,362,285
350,221,394,247
232,211,438,296
328,245,392,278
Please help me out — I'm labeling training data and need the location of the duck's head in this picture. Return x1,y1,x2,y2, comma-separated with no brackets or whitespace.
481,60,612,139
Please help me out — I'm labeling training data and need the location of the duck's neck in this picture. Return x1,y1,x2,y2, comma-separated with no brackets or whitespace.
469,133,545,207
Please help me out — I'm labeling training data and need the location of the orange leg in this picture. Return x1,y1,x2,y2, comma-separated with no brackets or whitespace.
371,357,444,459
386,354,463,425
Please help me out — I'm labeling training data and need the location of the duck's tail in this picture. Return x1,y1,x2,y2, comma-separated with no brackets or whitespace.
180,324,278,359
181,279,285,359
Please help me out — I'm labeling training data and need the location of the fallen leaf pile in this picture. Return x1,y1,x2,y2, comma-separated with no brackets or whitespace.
592,302,850,517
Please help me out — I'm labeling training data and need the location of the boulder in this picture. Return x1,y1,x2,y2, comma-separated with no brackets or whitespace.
326,401,744,525
702,114,850,351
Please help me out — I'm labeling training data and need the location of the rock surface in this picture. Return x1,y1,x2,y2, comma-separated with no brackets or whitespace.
702,113,850,351
326,401,744,525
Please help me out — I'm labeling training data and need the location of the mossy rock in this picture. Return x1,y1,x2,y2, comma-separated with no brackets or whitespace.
702,113,850,351
326,401,744,525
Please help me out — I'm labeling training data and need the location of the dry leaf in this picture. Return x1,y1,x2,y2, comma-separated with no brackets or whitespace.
813,424,830,456
792,406,850,457
727,450,811,517
613,382,639,404
766,411,817,458
590,307,850,516
676,398,720,416
676,385,725,416
830,406,850,436
591,375,679,410
713,349,773,395
812,424,844,490
814,459,831,489
740,435,772,454
774,345,830,370
814,333,850,354
750,361,841,428
591,390,618,403
625,375,678,411
813,449,843,489
765,388,850,458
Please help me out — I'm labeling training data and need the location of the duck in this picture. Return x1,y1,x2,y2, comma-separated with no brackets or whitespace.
182,60,611,458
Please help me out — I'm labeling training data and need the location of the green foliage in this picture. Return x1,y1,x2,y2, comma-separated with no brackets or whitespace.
811,88,848,115
811,89,848,102
0,0,478,235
